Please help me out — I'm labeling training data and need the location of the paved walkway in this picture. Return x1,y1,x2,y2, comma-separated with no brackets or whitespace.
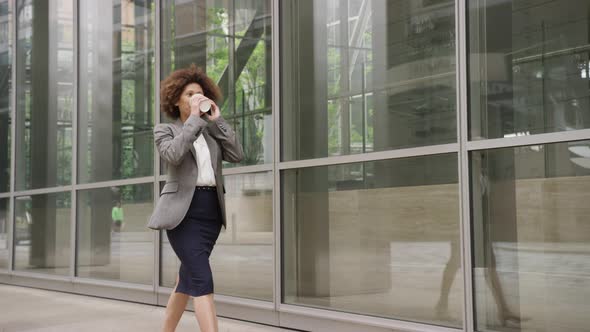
0,285,293,332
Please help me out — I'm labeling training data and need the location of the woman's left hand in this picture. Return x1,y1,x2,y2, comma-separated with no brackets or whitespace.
204,101,221,121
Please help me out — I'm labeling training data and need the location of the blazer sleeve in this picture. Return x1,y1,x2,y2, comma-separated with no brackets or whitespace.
154,114,208,166
206,116,245,163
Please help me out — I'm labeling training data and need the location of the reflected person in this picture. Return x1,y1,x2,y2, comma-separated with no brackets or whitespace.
147,64,244,332
436,239,523,326
111,201,124,233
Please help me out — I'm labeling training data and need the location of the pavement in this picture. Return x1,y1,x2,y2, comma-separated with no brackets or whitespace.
0,284,294,332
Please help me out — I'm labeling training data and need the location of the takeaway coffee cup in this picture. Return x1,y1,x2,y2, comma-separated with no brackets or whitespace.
190,93,212,114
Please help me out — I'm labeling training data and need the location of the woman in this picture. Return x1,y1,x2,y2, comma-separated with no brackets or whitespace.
148,64,243,332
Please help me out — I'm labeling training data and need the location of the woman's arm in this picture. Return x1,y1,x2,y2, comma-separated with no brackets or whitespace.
154,114,208,166
207,116,244,163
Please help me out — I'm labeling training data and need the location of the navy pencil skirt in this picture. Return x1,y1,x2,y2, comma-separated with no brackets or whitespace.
166,187,222,297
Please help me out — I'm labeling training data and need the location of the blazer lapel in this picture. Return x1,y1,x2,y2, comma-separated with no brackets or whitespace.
203,131,219,172
173,118,197,161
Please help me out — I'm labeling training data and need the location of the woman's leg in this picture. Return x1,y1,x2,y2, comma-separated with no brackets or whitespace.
162,275,189,332
193,293,218,332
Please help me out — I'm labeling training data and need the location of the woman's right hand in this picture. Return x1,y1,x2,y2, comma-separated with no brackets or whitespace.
189,94,210,117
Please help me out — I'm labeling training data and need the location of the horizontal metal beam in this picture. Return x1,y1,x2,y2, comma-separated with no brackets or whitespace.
279,303,461,332
10,176,157,197
8,270,72,282
74,276,155,292
467,129,590,151
74,176,155,191
278,143,459,170
222,164,273,175
11,186,73,197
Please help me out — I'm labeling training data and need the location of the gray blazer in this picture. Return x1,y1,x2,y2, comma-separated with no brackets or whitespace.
147,114,244,230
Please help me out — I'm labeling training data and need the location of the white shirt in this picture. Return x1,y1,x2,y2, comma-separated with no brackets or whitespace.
193,134,216,186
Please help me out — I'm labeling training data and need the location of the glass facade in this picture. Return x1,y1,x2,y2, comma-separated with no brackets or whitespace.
76,183,153,284
471,142,590,332
13,191,71,275
0,1,589,332
468,1,590,331
77,0,155,183
469,0,590,140
160,0,272,169
281,0,456,161
162,171,274,301
15,0,74,190
282,155,462,327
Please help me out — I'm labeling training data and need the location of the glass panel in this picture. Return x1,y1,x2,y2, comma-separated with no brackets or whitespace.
161,172,273,301
160,0,271,172
16,0,74,190
78,0,155,183
233,38,272,165
77,183,153,285
0,197,8,269
212,172,273,300
472,141,590,331
14,192,71,276
469,0,590,140
282,154,462,327
281,0,456,161
0,0,12,193
15,0,74,190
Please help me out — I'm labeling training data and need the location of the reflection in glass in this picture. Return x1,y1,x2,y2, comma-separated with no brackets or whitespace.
78,0,154,183
469,0,590,139
14,192,71,276
281,0,456,161
0,0,12,193
161,172,273,301
15,0,74,190
160,0,271,171
0,198,8,269
282,155,462,327
77,183,153,285
212,172,273,300
472,141,590,331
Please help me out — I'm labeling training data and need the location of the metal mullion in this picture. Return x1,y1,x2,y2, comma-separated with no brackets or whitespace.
12,186,73,197
69,0,79,282
153,0,162,299
222,164,273,176
271,0,281,312
467,129,590,151
228,0,235,116
456,0,473,331
279,303,462,332
74,176,155,191
211,293,275,310
157,286,276,311
12,178,158,197
0,193,10,199
10,270,72,282
158,165,275,179
278,143,459,171
73,275,155,292
8,0,17,274
222,106,271,118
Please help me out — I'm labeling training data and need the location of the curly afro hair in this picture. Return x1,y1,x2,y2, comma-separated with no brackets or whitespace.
160,64,222,119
